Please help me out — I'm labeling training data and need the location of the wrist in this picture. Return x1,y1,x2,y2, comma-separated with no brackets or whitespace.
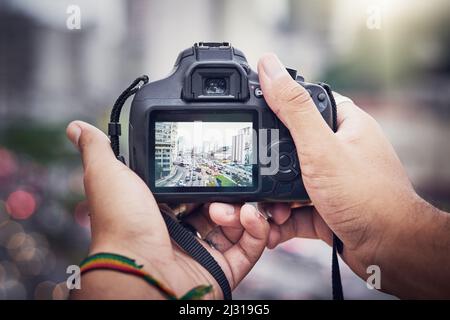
88,243,223,300
70,268,166,300
374,192,450,298
71,250,169,299
87,242,178,295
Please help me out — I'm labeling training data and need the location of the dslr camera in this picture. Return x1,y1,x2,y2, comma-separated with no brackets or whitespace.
128,42,334,203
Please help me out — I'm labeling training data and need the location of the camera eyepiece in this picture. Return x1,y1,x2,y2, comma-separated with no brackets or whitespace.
204,78,227,95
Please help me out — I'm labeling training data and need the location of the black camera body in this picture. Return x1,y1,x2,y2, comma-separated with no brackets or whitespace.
129,42,333,203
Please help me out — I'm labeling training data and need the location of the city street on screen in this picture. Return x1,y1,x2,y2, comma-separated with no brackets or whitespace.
155,121,253,188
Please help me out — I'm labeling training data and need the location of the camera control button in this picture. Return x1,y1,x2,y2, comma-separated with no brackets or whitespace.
318,92,327,102
279,154,292,168
279,167,292,174
254,87,263,98
274,166,298,182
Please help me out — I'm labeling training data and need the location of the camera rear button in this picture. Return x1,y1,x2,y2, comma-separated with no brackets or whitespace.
318,92,327,102
254,87,264,98
279,154,292,168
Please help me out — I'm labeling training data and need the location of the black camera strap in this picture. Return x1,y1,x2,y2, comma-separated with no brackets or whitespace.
320,82,345,300
108,76,344,301
108,75,232,300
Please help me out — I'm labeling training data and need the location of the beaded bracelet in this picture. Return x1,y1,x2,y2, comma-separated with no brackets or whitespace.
79,252,212,300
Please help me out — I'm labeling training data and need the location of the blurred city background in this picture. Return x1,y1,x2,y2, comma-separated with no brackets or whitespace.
0,0,449,299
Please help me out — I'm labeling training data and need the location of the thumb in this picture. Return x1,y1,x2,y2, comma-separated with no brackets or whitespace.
257,53,336,155
66,121,169,249
66,120,119,170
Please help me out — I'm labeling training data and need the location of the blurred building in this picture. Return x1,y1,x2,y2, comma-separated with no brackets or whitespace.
155,122,178,178
231,127,252,164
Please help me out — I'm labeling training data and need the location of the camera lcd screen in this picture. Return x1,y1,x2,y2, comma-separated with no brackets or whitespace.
151,111,257,192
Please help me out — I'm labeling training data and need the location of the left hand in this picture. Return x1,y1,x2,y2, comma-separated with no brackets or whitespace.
66,120,269,299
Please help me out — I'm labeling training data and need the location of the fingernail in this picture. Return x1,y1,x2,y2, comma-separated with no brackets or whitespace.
254,207,262,219
215,203,235,216
67,123,82,148
257,203,272,219
261,54,286,79
256,209,268,220
248,203,266,220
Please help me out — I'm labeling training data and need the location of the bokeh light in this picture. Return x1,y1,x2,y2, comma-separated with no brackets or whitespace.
0,260,25,299
5,190,37,220
6,232,28,251
0,221,24,247
9,233,37,262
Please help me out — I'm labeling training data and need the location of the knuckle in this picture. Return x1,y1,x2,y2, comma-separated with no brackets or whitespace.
272,80,315,126
275,79,310,107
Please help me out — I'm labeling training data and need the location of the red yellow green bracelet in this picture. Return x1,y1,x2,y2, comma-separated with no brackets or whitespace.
79,252,212,300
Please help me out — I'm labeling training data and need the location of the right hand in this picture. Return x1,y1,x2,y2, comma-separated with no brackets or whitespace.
257,52,414,259
210,53,450,298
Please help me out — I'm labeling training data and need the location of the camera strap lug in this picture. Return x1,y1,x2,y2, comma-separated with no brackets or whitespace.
109,75,149,163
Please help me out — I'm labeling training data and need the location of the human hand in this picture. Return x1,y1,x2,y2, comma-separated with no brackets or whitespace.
66,121,269,299
211,53,450,298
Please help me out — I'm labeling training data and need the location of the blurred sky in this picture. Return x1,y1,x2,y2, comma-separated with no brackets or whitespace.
0,0,449,300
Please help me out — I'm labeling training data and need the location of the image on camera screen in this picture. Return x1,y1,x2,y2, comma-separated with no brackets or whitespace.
155,121,254,188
